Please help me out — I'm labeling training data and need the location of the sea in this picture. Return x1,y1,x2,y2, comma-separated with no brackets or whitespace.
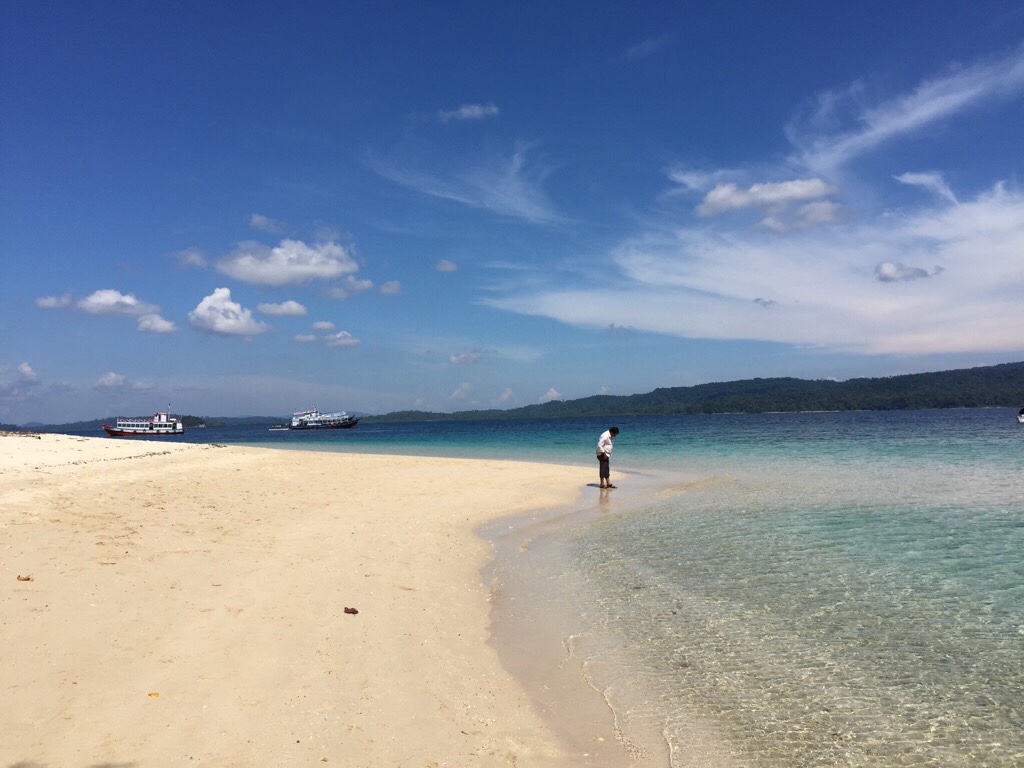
84,408,1024,766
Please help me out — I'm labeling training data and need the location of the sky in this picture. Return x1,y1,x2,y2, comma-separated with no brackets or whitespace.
3,1,1024,424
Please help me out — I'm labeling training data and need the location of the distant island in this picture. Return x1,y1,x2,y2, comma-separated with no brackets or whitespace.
364,360,1024,422
5,361,1023,432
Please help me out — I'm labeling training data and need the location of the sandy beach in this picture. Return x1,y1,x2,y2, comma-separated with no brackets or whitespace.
1,433,621,767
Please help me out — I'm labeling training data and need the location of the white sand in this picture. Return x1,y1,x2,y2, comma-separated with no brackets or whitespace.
1,433,625,766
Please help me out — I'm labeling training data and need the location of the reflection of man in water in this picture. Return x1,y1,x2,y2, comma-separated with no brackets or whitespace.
596,426,619,489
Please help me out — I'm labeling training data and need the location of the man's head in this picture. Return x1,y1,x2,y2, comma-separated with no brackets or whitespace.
609,427,619,436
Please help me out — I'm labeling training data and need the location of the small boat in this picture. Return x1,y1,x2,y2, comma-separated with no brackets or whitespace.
290,408,360,430
1017,407,1024,424
102,411,186,437
268,425,290,431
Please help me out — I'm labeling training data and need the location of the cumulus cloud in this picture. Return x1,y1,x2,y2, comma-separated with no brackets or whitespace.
188,288,269,336
449,351,480,365
538,387,561,403
137,314,177,334
258,300,308,316
380,280,402,295
325,331,359,348
495,387,512,404
176,248,207,268
250,213,284,233
78,289,159,316
698,179,837,216
449,382,471,400
312,320,336,331
437,103,500,122
35,293,73,309
327,275,374,300
95,371,126,390
436,259,458,272
294,334,316,343
0,362,41,399
217,239,358,286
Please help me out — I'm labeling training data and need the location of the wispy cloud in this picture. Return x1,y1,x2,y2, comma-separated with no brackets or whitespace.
488,183,1024,356
436,103,500,122
788,44,1024,175
895,171,959,204
371,143,561,223
623,34,672,61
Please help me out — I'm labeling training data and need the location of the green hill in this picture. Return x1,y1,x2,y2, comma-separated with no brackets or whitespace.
365,361,1024,422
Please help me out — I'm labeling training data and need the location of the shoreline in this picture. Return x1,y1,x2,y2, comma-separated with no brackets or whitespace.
482,468,705,768
1,433,622,766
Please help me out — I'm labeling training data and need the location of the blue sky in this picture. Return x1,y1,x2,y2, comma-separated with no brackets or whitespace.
3,2,1024,424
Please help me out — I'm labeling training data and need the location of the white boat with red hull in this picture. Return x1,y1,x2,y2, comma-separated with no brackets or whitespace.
102,411,186,437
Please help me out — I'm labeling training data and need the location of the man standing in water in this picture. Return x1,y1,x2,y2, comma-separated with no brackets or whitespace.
596,426,619,489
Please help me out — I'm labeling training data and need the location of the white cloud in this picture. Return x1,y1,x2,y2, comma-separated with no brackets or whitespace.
78,289,159,316
436,259,458,272
789,44,1024,175
875,262,935,282
250,213,284,233
495,387,512,404
0,362,41,400
188,288,269,336
258,300,308,316
35,293,73,309
449,351,479,365
372,142,560,223
294,334,316,343
217,239,359,286
488,183,1024,356
327,275,374,300
137,314,177,334
380,280,402,295
698,179,837,216
95,371,126,390
895,172,958,204
437,103,500,122
538,387,561,403
325,331,359,348
623,34,672,61
312,320,335,330
449,382,471,400
176,248,207,268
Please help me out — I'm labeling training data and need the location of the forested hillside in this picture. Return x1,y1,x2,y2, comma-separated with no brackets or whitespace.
366,361,1024,422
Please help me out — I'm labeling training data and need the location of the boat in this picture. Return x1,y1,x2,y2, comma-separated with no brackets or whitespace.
102,411,186,437
268,424,290,431
289,408,360,430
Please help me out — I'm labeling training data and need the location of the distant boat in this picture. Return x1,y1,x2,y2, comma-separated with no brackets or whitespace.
289,408,360,430
268,424,290,431
102,411,186,437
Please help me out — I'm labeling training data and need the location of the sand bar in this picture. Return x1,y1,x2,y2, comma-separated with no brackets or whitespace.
1,433,619,767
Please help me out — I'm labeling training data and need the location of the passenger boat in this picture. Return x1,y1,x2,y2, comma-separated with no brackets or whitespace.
102,411,186,437
290,408,359,430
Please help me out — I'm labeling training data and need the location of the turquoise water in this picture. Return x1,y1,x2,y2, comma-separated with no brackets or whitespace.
94,409,1024,765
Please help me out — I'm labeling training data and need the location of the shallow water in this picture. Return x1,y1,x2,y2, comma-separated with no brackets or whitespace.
87,408,1024,765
